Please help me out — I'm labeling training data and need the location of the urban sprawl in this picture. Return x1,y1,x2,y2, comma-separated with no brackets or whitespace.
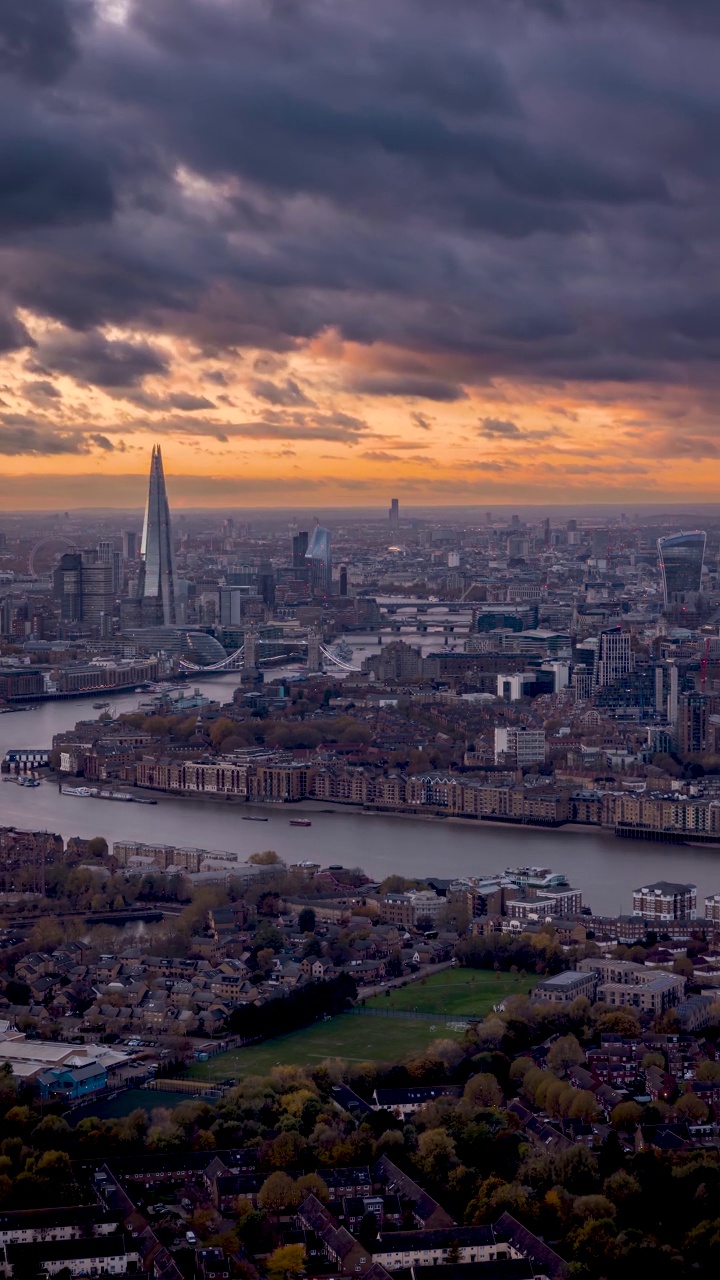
4,455,720,1276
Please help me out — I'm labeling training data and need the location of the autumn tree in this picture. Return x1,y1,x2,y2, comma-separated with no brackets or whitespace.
464,1073,503,1108
266,1245,306,1280
547,1034,584,1077
295,1173,329,1203
610,1102,642,1132
258,1172,298,1213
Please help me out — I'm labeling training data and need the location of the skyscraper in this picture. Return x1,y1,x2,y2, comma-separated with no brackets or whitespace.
53,551,113,634
594,626,633,688
122,530,138,560
306,524,332,596
389,497,399,528
657,531,706,608
292,530,309,567
137,444,177,625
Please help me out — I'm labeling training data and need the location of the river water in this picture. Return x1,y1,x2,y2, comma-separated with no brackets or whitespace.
2,669,720,917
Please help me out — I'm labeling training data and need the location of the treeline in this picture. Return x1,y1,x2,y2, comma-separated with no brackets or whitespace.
228,974,357,1040
455,933,569,975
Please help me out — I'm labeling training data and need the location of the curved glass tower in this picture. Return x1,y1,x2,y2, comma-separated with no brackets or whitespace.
306,524,332,596
657,530,706,607
138,444,177,624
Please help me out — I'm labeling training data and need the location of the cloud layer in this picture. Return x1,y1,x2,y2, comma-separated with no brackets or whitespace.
1,0,720,500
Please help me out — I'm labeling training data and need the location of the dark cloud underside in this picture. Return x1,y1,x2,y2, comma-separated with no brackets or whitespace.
1,0,720,398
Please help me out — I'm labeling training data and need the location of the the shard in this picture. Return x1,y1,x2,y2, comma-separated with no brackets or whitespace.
137,444,177,624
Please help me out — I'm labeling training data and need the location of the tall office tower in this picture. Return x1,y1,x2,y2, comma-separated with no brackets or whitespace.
81,560,114,631
137,444,177,625
292,530,309,567
542,517,551,547
53,552,113,632
657,530,706,608
53,552,83,623
389,497,399,528
678,692,708,755
122,530,137,560
594,626,633,688
339,564,348,596
306,524,332,596
97,540,121,592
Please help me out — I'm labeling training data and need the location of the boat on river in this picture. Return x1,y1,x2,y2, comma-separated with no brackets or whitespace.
289,818,312,827
242,815,269,821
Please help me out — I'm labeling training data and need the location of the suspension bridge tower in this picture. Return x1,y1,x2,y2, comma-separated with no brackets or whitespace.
243,627,258,671
306,630,322,673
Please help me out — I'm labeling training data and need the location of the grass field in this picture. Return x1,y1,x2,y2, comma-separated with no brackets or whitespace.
363,967,539,1017
69,1088,193,1123
186,1013,467,1081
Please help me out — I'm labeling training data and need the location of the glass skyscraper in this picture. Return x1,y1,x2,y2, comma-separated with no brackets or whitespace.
306,524,332,596
137,444,177,625
657,531,706,607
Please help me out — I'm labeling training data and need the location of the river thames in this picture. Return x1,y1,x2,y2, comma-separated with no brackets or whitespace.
2,676,720,917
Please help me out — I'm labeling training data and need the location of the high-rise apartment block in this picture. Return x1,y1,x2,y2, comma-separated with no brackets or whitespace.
677,692,708,755
594,627,632,688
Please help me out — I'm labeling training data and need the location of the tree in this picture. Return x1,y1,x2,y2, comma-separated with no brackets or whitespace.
464,1073,503,1108
298,907,316,934
249,850,282,865
676,1091,709,1121
574,1195,616,1220
258,1172,297,1214
696,1060,720,1082
642,1052,665,1070
593,1009,641,1037
266,1245,306,1280
569,1090,601,1122
295,1173,329,1203
610,1102,642,1132
416,1127,456,1179
256,948,275,976
547,1034,584,1076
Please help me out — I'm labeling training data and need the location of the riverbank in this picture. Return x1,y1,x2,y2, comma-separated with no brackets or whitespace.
5,688,720,914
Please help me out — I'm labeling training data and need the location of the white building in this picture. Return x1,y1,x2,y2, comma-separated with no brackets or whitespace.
494,726,546,767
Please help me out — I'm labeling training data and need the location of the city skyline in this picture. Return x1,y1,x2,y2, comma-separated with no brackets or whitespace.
3,2,720,507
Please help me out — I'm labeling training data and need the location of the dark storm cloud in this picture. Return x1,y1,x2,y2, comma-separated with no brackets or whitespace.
479,418,522,437
0,0,86,84
0,424,88,455
251,378,313,407
0,304,32,353
3,0,720,396
31,330,169,388
349,376,468,401
0,133,115,231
